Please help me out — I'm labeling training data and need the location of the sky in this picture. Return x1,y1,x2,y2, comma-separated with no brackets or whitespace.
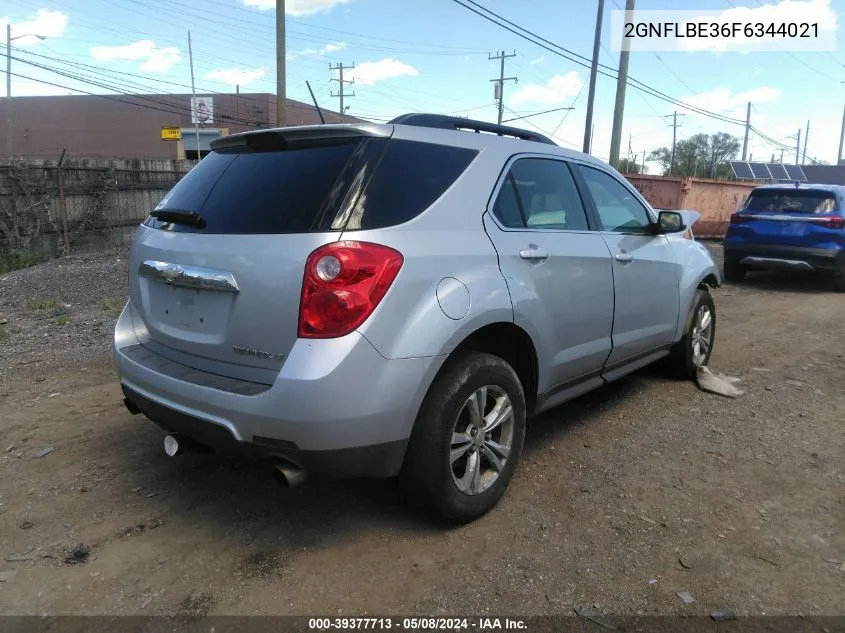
2,0,844,169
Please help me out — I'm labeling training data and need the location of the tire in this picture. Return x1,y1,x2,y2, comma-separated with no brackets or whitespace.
400,352,526,524
723,261,746,283
834,276,845,293
667,288,716,380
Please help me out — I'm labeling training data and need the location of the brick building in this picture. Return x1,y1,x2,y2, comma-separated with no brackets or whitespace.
1,92,358,160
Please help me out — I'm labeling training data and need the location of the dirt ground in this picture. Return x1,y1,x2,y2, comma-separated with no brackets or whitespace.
0,243,843,618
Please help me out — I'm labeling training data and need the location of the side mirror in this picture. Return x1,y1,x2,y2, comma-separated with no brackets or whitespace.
657,210,686,234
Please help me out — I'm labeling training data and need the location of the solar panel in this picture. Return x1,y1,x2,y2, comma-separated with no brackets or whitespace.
766,162,790,180
783,164,808,182
730,161,754,179
748,162,773,179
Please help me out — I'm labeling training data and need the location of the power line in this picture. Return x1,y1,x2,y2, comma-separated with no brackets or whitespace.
451,0,746,127
3,51,334,126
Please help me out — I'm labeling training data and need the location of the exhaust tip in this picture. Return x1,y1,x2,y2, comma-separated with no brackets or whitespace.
163,434,181,457
275,463,308,489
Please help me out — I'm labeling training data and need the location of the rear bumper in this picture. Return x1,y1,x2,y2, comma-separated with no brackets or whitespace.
724,243,845,274
114,301,445,479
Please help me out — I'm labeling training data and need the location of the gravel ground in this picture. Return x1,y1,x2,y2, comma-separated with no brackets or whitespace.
0,242,843,619
0,249,129,391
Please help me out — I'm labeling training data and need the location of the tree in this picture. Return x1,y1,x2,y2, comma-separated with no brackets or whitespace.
648,132,741,179
617,157,644,174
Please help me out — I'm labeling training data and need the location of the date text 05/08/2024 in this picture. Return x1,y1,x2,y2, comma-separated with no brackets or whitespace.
308,618,527,631
624,21,819,39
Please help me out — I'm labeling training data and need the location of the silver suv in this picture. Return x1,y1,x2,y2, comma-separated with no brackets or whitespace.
114,114,719,522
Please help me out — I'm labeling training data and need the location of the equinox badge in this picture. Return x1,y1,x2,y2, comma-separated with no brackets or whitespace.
232,346,284,361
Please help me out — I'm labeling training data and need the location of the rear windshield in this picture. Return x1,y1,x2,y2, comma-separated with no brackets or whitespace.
145,137,478,234
744,189,837,213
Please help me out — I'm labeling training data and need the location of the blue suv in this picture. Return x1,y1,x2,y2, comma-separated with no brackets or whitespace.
724,183,845,292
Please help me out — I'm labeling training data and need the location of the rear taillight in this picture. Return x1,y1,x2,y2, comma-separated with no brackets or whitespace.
298,241,403,339
730,213,751,225
824,215,845,229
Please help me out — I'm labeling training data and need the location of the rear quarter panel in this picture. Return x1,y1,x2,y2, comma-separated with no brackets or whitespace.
344,146,516,360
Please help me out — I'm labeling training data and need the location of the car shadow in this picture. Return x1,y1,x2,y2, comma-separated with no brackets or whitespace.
99,369,660,545
725,269,836,294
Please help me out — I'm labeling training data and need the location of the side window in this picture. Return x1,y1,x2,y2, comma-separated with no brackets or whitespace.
578,166,652,232
492,175,524,228
491,158,589,231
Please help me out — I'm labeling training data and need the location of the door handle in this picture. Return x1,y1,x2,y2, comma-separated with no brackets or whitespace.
519,247,549,261
615,252,634,263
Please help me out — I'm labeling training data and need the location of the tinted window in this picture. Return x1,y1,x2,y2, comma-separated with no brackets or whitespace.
147,137,476,234
492,158,589,231
744,189,837,213
343,140,478,230
579,166,652,232
148,138,382,234
492,175,524,228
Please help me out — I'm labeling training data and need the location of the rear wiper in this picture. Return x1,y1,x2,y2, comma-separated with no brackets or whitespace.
149,209,206,228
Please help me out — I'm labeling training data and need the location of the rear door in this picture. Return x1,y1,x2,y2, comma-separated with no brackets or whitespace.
574,164,681,367
128,130,390,381
732,188,841,247
483,156,614,391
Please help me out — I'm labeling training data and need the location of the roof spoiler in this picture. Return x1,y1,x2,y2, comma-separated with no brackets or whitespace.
389,113,557,145
209,124,391,151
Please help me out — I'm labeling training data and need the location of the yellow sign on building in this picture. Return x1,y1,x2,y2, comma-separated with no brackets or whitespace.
161,127,181,141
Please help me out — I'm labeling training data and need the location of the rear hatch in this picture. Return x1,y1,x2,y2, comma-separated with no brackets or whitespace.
127,125,481,383
731,187,843,247
128,126,393,382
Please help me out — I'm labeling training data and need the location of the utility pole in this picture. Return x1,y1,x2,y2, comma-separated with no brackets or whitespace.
583,0,604,153
276,0,286,126
839,102,845,165
5,23,11,160
641,149,646,174
795,127,801,165
187,31,201,161
330,62,355,121
609,0,635,167
741,101,751,160
780,148,784,163
665,111,685,175
489,50,517,125
590,123,595,153
5,26,45,159
802,119,809,164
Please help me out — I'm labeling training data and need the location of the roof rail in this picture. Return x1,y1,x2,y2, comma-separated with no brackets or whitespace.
388,113,557,146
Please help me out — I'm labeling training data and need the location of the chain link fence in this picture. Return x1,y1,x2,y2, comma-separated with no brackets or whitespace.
0,158,194,272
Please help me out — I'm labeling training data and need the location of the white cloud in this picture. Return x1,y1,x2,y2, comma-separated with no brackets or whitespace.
512,72,583,106
529,56,545,65
204,67,266,87
679,0,837,53
682,86,782,117
141,47,180,72
243,0,352,16
1,9,68,46
91,40,180,73
92,40,155,62
287,41,346,61
348,58,418,85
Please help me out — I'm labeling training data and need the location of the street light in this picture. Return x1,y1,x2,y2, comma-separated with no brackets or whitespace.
6,24,46,159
